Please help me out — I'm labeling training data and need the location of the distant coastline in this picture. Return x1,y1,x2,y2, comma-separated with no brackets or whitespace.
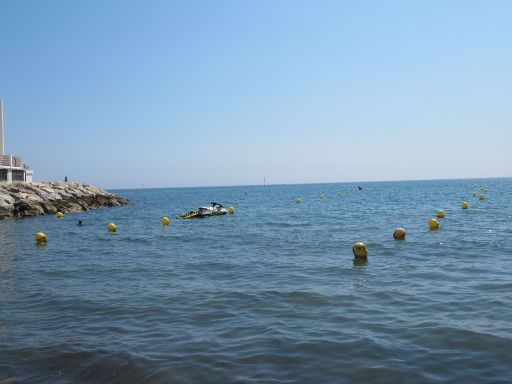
0,182,129,219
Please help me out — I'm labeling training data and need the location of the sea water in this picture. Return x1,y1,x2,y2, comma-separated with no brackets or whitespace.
1,178,511,383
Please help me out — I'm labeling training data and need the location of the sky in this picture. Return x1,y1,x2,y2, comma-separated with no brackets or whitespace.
0,0,511,189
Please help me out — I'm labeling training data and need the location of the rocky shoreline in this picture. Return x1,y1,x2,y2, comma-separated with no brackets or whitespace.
0,182,129,219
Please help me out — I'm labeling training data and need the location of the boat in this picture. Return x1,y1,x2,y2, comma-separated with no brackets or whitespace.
176,202,228,219
176,211,202,219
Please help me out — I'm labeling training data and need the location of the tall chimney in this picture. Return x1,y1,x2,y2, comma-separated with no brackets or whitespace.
0,99,4,156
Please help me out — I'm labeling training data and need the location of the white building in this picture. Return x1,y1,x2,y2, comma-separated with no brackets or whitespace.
0,100,33,183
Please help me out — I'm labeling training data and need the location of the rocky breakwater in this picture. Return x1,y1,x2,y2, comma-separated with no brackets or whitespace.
0,182,129,219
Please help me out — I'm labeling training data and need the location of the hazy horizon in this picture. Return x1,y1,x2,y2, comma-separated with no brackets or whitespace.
1,1,511,189
104,175,510,192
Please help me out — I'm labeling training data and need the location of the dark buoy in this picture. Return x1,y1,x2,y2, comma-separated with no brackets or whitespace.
352,242,368,258
393,228,406,240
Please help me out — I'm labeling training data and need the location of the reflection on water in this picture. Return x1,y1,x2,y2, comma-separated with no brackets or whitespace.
352,257,368,267
0,220,17,299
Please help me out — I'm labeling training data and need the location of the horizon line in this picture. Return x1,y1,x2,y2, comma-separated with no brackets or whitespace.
106,175,511,191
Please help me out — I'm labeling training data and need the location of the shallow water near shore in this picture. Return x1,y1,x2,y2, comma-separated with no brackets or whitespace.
1,178,511,383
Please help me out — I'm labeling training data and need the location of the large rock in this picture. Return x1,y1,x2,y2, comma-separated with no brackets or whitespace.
40,201,58,214
13,201,45,216
0,200,12,217
0,182,129,219
0,193,15,205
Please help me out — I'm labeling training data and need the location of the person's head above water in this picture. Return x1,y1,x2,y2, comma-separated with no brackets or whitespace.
77,220,84,226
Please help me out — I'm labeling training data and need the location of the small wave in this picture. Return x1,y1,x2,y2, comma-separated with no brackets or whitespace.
0,346,153,384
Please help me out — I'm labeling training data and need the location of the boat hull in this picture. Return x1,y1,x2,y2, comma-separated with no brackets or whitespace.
176,211,227,219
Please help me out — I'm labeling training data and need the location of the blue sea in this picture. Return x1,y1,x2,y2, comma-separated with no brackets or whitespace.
1,178,511,383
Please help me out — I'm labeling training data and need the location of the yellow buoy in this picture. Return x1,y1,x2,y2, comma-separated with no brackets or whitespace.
393,228,406,240
295,197,301,204
352,242,368,258
35,232,48,244
107,223,117,232
479,194,485,201
428,218,440,230
55,212,64,218
472,192,477,197
436,210,445,219
161,216,170,225
229,207,235,215
461,201,469,209
320,194,325,200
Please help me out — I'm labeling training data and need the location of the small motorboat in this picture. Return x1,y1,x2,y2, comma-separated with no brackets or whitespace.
176,211,202,219
176,202,228,219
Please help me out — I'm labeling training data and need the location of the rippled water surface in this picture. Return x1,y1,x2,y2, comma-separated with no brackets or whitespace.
1,179,511,383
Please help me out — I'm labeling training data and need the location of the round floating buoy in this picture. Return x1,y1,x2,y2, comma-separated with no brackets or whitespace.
479,194,485,201
320,194,325,200
161,216,170,225
295,197,301,204
352,242,368,258
472,192,477,197
35,232,48,244
107,223,117,232
229,207,235,215
428,218,440,230
461,201,469,209
393,228,406,240
55,212,64,219
436,210,445,219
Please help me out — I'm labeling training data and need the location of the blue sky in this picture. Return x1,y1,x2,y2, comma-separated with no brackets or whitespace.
1,0,511,188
